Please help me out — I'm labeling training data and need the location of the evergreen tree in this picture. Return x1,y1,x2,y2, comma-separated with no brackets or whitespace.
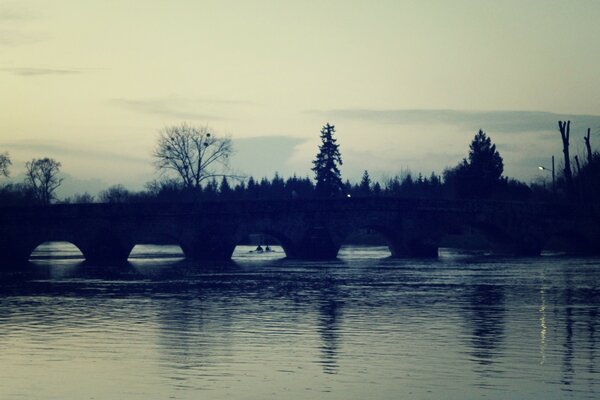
246,176,259,199
358,170,372,196
203,178,219,199
447,129,504,198
271,172,286,199
219,176,232,198
372,182,382,196
468,130,503,182
312,123,343,197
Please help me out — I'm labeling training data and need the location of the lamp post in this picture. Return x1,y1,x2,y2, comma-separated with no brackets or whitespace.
538,155,555,192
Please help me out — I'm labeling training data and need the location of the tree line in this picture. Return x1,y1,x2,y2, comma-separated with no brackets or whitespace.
0,120,598,205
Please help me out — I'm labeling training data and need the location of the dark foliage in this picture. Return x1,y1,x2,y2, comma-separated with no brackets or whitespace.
0,183,37,206
312,123,344,197
444,130,504,199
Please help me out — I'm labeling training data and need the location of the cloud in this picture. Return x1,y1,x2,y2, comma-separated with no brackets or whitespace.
0,139,148,165
0,4,42,46
0,28,43,46
231,136,308,178
0,1,35,21
109,97,254,122
307,109,600,134
0,67,83,76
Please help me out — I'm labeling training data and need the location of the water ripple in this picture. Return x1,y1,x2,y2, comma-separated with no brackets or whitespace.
0,245,599,399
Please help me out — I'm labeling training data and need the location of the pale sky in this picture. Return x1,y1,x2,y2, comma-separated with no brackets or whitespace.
1,0,600,195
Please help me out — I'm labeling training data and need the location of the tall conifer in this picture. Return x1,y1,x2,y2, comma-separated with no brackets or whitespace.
312,123,343,197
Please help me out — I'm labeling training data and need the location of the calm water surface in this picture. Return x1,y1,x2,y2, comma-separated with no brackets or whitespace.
0,244,599,399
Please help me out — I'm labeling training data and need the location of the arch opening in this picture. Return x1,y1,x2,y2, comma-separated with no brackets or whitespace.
541,230,593,256
29,241,85,261
128,235,186,260
232,232,288,261
338,226,394,259
439,222,516,256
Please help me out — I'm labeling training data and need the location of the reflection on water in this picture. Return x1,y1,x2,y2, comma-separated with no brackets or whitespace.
0,244,599,399
464,283,505,371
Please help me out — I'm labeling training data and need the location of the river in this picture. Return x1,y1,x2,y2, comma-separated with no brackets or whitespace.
0,243,598,399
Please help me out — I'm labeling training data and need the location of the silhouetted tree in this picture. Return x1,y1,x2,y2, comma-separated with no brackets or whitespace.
71,192,95,203
0,152,11,178
358,170,371,196
285,175,314,198
153,123,233,189
372,182,382,196
24,157,63,204
0,183,36,206
401,173,415,195
233,180,246,198
99,185,130,203
270,173,286,199
572,128,600,202
312,123,343,197
385,176,401,195
558,120,574,196
246,176,259,199
219,176,232,198
584,128,593,165
203,178,219,199
446,130,504,198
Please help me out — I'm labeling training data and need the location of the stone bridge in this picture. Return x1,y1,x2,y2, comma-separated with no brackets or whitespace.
0,198,598,265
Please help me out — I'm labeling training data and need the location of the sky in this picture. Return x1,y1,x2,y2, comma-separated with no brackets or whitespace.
1,0,600,196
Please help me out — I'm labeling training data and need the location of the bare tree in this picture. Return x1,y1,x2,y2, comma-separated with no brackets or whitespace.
153,124,234,189
25,157,63,204
558,120,574,196
584,128,593,165
98,184,130,203
0,151,11,178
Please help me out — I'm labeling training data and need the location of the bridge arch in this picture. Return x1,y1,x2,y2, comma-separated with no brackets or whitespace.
336,224,398,258
233,226,295,259
440,220,543,256
541,229,595,255
29,241,85,261
11,230,88,263
129,244,186,259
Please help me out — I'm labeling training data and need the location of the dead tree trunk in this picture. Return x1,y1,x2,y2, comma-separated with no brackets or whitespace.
558,120,574,197
584,128,593,165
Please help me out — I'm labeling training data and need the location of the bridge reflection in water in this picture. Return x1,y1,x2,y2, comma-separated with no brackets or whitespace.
0,246,598,399
1,198,599,267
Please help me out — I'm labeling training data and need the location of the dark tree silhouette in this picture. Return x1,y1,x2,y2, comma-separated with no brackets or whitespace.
153,123,233,189
99,185,131,203
0,151,11,178
67,192,95,204
558,120,574,196
312,123,343,197
25,157,63,204
219,176,232,199
446,130,504,198
358,170,372,196
584,128,593,165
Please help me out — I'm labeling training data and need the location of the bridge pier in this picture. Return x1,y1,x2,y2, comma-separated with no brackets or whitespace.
284,227,340,260
180,240,236,261
179,229,237,261
396,239,439,258
79,242,133,264
0,241,33,266
390,214,445,258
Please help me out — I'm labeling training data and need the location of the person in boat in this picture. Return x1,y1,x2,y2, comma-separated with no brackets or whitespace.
255,244,263,253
